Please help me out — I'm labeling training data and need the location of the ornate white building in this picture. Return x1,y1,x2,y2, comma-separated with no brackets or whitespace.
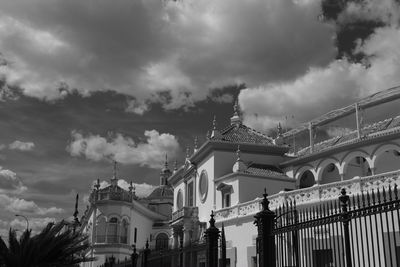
80,161,174,266
82,87,400,267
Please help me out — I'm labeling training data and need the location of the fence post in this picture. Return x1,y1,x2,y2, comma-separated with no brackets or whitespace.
339,188,352,267
220,223,227,267
205,211,220,267
143,240,150,267
254,188,276,267
131,245,138,267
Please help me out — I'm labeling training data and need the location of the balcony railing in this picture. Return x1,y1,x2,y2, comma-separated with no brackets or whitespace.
95,234,128,244
171,206,198,222
214,169,400,222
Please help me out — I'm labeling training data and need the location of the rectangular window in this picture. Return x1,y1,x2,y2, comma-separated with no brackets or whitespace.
188,181,194,206
134,227,137,243
223,193,231,208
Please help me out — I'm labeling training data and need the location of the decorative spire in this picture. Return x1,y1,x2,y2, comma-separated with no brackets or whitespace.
230,98,242,126
73,193,80,232
210,115,222,139
232,145,246,173
186,146,190,159
194,136,198,153
277,122,283,136
174,159,178,172
129,181,134,193
213,115,217,130
94,179,100,190
111,160,118,187
163,154,168,170
160,154,171,186
274,122,284,145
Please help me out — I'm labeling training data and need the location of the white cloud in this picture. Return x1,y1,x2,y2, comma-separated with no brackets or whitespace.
0,167,27,193
67,130,180,169
0,194,64,215
8,140,35,151
0,0,335,111
240,24,400,131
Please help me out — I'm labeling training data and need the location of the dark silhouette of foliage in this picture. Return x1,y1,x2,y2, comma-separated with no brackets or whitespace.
0,220,93,267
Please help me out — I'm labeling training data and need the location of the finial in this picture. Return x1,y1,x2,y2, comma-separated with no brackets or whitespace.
206,130,211,140
233,98,239,115
194,136,198,152
174,159,178,171
164,153,168,169
230,99,242,126
261,188,270,211
232,145,246,173
113,160,117,179
209,210,216,227
236,145,241,161
95,179,100,190
213,115,217,130
129,181,134,192
186,146,190,159
277,122,283,136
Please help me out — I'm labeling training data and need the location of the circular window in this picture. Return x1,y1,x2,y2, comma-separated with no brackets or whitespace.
176,189,183,209
199,170,208,203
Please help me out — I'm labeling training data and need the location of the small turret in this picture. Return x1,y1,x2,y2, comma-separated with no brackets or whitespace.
232,145,246,172
210,115,222,139
230,99,242,126
110,161,118,187
160,154,171,186
274,122,284,145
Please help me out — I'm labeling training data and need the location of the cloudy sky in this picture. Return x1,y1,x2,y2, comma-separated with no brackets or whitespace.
0,0,399,235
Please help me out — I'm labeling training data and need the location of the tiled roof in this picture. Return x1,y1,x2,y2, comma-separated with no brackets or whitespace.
211,124,274,145
147,185,173,199
243,163,287,177
295,116,400,157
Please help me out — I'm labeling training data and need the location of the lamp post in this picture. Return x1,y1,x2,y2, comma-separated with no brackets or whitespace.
15,214,29,231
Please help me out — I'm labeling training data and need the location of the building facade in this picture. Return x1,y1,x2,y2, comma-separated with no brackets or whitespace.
82,87,400,267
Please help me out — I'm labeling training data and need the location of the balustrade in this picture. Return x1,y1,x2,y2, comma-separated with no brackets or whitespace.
214,170,400,222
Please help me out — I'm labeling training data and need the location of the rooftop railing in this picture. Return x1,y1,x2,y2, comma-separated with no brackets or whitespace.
214,169,400,222
171,206,199,222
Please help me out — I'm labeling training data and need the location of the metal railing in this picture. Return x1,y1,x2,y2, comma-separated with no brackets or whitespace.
214,170,400,222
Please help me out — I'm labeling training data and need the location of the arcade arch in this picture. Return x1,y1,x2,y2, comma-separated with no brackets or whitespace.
372,144,400,174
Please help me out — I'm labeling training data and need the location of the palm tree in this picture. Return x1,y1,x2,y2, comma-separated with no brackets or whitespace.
0,220,93,267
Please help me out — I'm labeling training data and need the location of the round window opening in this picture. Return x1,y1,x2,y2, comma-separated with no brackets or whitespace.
199,170,208,203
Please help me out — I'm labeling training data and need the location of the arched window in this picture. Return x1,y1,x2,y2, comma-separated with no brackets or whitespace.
96,217,107,243
374,149,400,174
299,170,315,189
344,156,371,180
120,219,129,244
176,189,183,210
320,163,341,184
107,217,119,243
155,233,169,250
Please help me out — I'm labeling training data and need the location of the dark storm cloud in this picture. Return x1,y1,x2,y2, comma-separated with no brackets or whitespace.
0,0,335,112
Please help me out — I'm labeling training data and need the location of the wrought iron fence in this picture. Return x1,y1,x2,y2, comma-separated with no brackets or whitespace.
270,185,400,267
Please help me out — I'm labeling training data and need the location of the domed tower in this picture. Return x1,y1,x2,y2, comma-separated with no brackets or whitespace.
146,155,174,218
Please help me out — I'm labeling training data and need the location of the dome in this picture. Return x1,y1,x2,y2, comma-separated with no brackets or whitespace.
147,185,173,200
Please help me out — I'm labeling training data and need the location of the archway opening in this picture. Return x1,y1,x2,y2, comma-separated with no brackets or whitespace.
344,156,371,180
155,233,169,251
107,217,119,243
375,149,400,174
299,170,315,189
121,219,129,244
96,217,106,243
320,163,341,184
